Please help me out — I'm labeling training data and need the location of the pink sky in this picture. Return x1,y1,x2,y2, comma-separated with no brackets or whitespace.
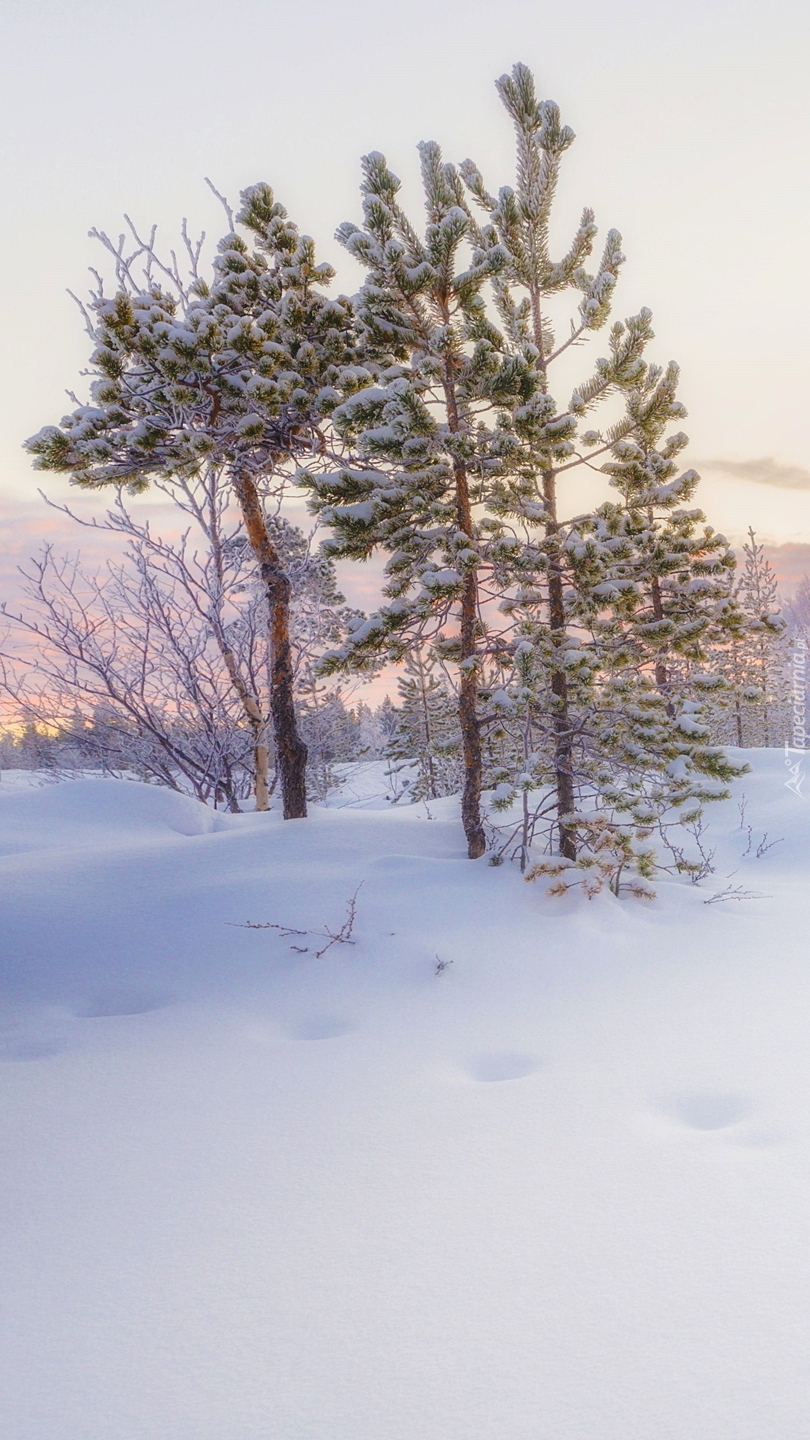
2,487,806,715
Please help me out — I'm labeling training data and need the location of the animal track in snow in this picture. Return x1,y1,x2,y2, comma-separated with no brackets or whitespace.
0,1037,69,1062
79,990,174,1018
467,1052,540,1083
292,1015,356,1041
668,1092,752,1131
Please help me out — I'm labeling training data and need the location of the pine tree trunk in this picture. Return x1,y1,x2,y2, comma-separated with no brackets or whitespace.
520,710,534,872
443,365,485,859
206,488,271,813
232,471,308,819
532,293,575,861
650,572,675,717
543,470,576,861
459,566,486,858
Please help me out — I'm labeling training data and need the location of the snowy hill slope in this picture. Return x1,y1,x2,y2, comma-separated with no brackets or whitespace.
1,753,809,1440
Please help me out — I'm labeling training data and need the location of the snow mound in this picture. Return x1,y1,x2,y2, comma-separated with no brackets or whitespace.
0,775,231,855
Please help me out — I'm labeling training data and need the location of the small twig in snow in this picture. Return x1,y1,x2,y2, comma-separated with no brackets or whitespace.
703,885,769,905
232,884,363,958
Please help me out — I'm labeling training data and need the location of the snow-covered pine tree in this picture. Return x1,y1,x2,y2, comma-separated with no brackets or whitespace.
430,68,743,891
385,646,461,801
706,529,789,746
592,365,741,706
25,185,360,818
376,695,399,743
484,353,746,893
303,143,531,855
354,701,385,760
457,65,715,866
303,66,656,859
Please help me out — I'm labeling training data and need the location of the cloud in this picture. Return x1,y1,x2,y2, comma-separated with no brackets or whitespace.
701,457,810,490
762,543,810,590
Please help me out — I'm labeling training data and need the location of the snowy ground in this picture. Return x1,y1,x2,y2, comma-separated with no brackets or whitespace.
1,751,809,1440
